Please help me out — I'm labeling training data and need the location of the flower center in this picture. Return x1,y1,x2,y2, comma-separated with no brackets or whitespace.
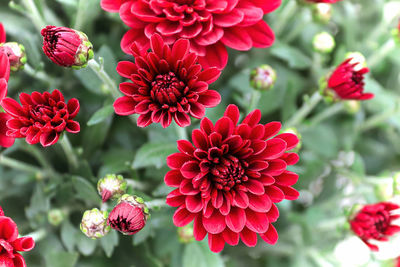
0,239,14,258
374,211,390,233
351,71,363,84
211,155,249,191
151,72,186,107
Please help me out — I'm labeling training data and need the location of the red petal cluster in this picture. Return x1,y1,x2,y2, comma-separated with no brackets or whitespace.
108,201,147,235
350,202,400,251
114,34,221,128
165,104,300,253
0,206,35,267
0,51,13,148
327,58,374,101
0,23,5,44
1,90,80,147
100,0,281,69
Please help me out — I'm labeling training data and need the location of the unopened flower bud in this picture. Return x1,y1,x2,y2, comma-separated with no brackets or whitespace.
345,52,367,71
313,32,335,53
0,42,26,71
80,208,110,239
48,209,66,226
97,174,127,203
108,194,149,235
281,127,302,151
344,100,360,114
312,3,332,24
249,65,277,91
177,224,194,243
41,26,94,69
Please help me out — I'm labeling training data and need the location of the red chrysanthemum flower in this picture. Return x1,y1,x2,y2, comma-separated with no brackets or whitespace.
165,104,300,253
327,58,374,101
107,195,149,235
0,23,6,44
114,34,221,128
0,52,14,148
0,206,35,267
350,202,400,251
41,26,94,69
1,89,80,147
100,0,281,69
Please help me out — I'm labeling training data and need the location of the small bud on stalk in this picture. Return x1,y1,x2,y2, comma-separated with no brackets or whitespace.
97,174,127,203
41,26,94,69
80,208,110,239
107,194,149,235
343,100,360,114
0,42,26,71
48,209,66,226
313,32,335,54
177,224,194,244
312,3,332,24
249,64,277,91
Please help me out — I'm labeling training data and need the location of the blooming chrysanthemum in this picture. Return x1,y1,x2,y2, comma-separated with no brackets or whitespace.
350,202,400,251
100,0,281,69
1,89,80,147
114,34,221,128
326,58,374,101
165,104,300,253
0,206,35,267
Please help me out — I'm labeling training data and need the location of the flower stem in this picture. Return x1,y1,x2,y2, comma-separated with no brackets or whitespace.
247,90,261,113
285,92,323,127
88,59,120,100
147,199,168,209
0,154,43,176
273,0,298,36
368,39,396,68
59,134,79,170
174,122,188,140
74,0,86,30
309,102,344,126
24,64,55,85
22,143,59,179
27,228,47,243
21,0,46,32
359,105,400,132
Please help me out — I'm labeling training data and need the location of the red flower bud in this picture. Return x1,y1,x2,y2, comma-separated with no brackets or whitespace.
41,26,94,69
350,202,400,251
107,195,149,235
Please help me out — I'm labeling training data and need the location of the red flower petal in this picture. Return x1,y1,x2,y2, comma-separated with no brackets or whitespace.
240,227,257,247
173,206,196,227
202,210,226,234
114,96,137,116
225,207,246,233
260,223,278,245
208,233,225,253
245,209,269,233
222,228,239,246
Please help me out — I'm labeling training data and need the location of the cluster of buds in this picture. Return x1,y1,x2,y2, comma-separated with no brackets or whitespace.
313,32,335,54
97,174,127,202
41,26,94,69
80,208,111,239
249,64,277,91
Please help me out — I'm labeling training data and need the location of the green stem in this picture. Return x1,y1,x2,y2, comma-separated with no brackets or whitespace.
285,92,323,127
59,135,79,170
21,0,46,32
24,64,54,85
22,144,61,179
88,59,120,100
27,228,47,242
273,0,298,36
309,102,344,126
0,154,43,176
368,39,396,68
175,122,188,140
359,106,400,132
74,0,86,30
147,199,168,209
247,90,261,113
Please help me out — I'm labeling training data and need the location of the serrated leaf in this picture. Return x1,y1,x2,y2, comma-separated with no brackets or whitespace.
71,176,100,205
87,104,114,126
182,241,225,267
132,142,177,169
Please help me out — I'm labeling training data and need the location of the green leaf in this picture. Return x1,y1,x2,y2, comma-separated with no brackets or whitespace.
270,44,312,69
87,104,114,126
44,251,79,267
182,241,225,267
61,221,77,252
132,142,177,169
76,233,97,256
71,176,100,205
100,230,119,258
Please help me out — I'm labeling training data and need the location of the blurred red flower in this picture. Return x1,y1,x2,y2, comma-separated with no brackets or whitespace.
306,0,341,3
1,89,80,147
100,0,281,69
0,206,35,267
114,34,221,128
327,58,374,101
165,104,300,252
350,202,400,251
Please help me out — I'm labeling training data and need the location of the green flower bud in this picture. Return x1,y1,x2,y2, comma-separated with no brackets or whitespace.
80,208,110,239
47,209,66,226
97,174,127,203
249,65,277,91
312,3,332,24
313,32,335,54
281,127,302,152
0,42,27,72
177,224,194,244
343,100,361,114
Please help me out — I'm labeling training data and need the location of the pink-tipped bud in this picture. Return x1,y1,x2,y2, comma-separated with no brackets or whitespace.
97,174,127,203
41,26,94,69
0,42,26,72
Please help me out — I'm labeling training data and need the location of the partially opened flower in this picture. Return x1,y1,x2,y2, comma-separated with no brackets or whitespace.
165,104,300,253
350,202,400,251
323,58,374,101
114,34,221,128
100,0,281,69
41,26,94,69
0,206,35,266
1,89,80,147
